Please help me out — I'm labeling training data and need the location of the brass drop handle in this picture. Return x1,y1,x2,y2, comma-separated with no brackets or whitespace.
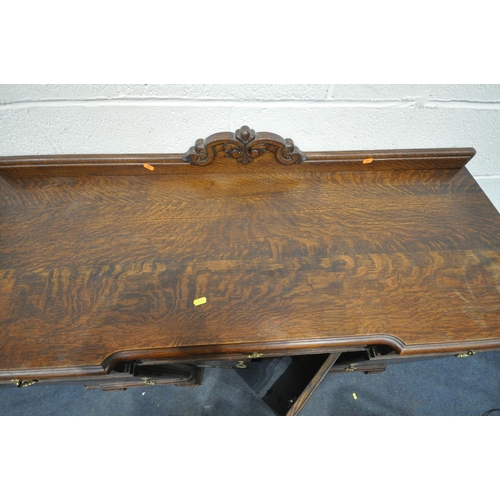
12,379,38,388
456,350,475,358
235,361,248,369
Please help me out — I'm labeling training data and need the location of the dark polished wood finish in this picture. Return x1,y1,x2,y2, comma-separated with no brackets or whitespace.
1,126,499,413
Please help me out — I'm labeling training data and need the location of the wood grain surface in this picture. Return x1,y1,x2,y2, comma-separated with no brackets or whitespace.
1,140,500,380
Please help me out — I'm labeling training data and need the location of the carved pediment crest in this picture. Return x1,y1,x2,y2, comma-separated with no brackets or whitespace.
183,126,305,166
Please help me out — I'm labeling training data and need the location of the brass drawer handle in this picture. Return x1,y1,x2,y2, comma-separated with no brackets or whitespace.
12,379,38,388
235,361,248,369
456,350,475,358
246,352,264,359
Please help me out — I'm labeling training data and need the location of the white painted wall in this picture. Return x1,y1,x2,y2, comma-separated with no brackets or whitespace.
1,84,499,210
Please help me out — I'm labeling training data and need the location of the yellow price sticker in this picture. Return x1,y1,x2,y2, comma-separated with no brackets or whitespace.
193,297,207,306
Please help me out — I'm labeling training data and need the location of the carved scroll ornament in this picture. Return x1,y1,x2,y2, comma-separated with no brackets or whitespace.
183,126,306,166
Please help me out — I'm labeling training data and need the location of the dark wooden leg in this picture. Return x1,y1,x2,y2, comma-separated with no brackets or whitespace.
263,353,340,416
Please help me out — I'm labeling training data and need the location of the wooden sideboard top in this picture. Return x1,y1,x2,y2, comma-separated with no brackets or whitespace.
1,126,499,380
